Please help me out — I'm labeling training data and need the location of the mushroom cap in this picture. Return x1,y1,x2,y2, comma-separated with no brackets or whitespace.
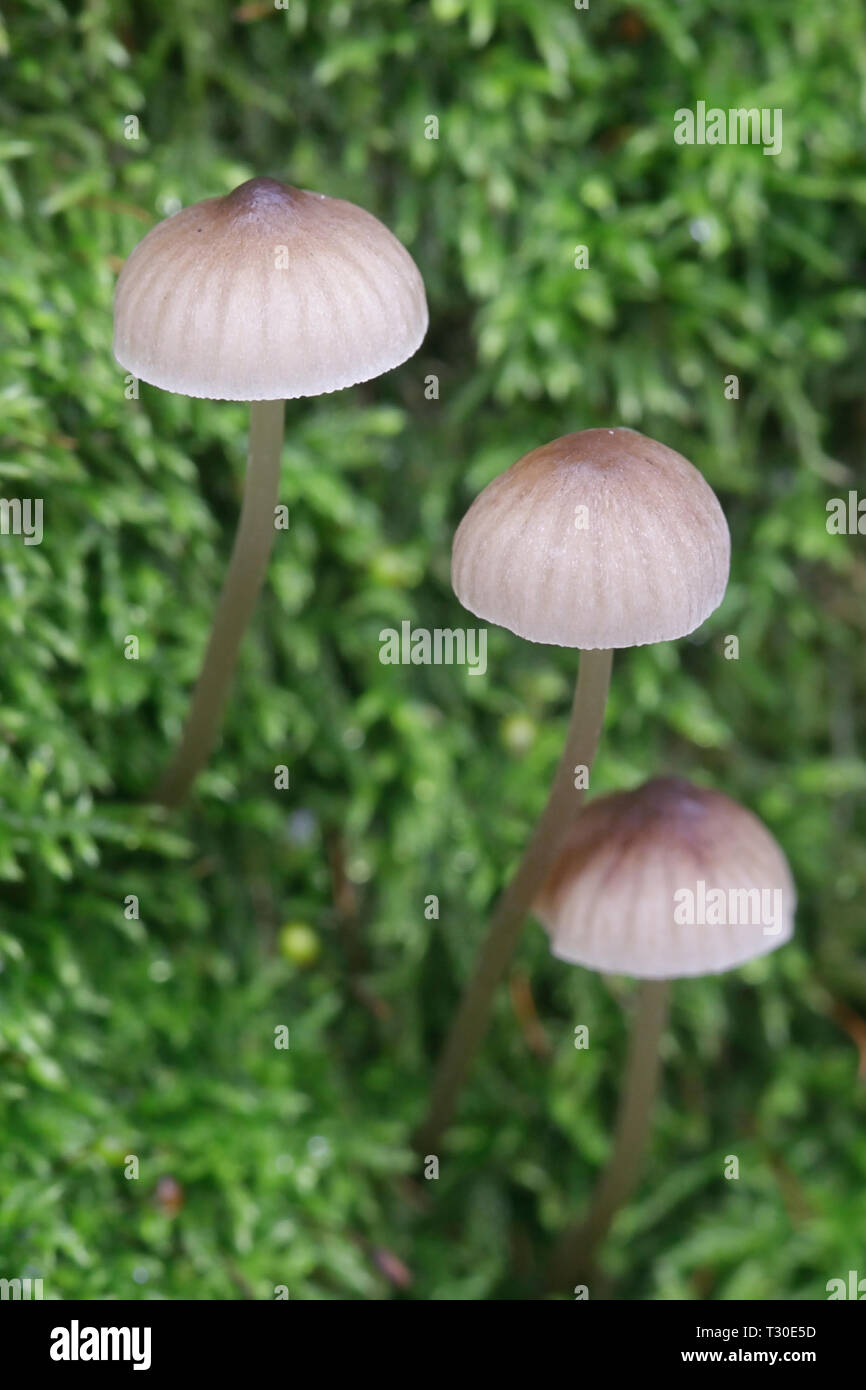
451,428,730,649
113,177,428,401
535,777,795,978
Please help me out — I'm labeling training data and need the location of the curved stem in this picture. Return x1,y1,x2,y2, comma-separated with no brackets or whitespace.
415,647,613,1153
545,978,671,1294
153,398,286,808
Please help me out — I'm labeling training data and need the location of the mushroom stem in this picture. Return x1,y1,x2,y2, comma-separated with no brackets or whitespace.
415,647,613,1153
545,978,670,1293
153,398,286,808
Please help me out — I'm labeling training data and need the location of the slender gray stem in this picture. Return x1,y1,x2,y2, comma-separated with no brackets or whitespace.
415,648,613,1154
545,978,671,1293
153,398,286,808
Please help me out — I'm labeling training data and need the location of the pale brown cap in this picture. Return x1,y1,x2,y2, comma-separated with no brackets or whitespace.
535,777,795,978
451,428,730,648
113,177,428,401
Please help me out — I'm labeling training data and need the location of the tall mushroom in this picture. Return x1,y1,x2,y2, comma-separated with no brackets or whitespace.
113,176,427,806
540,776,795,1291
417,428,730,1151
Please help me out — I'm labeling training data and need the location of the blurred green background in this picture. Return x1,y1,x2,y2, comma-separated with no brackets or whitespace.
1,0,865,1300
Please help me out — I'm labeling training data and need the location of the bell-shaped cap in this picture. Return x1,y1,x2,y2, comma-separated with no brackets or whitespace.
451,428,730,649
536,777,795,978
113,177,428,401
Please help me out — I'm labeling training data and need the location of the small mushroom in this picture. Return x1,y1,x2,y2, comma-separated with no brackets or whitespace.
114,176,427,805
418,429,730,1151
452,427,730,650
541,776,795,1290
537,776,795,977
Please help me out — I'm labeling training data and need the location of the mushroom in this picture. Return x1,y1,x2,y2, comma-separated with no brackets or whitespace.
540,776,795,1290
114,176,427,805
417,428,730,1151
451,427,730,650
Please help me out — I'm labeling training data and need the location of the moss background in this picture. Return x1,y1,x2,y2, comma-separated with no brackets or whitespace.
1,0,864,1299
